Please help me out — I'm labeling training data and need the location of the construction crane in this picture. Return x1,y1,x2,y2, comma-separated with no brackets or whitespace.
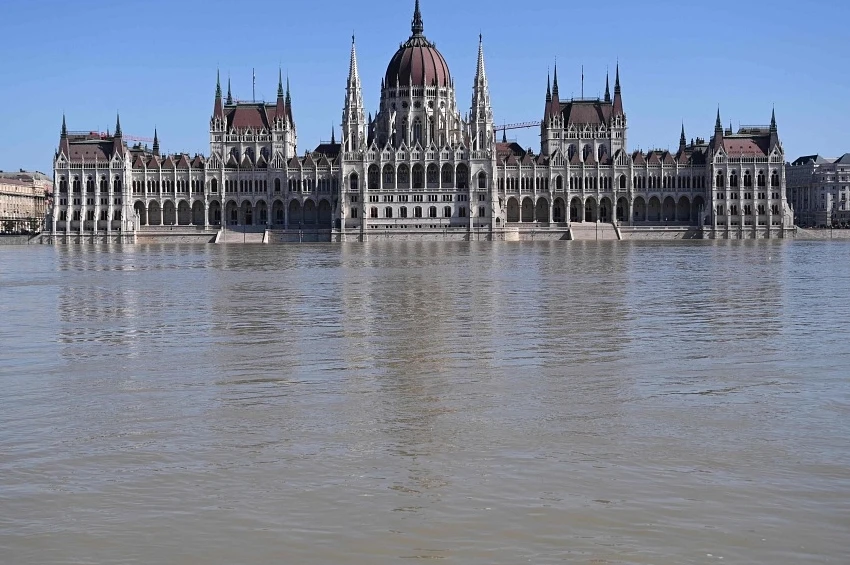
89,131,155,143
497,121,539,141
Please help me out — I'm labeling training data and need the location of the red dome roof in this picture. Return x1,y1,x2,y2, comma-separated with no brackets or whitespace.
384,2,451,88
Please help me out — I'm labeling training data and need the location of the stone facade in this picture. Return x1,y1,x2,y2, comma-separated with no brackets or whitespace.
787,154,850,227
51,1,794,241
0,171,52,233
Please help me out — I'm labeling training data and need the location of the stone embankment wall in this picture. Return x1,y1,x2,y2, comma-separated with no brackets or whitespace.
0,234,35,245
793,228,850,240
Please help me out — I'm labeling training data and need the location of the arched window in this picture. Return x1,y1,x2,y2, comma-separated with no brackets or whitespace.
619,175,627,189
383,164,395,187
441,164,453,185
730,172,738,188
429,206,437,218
350,172,359,192
478,171,488,189
414,206,422,218
771,171,780,187
427,164,438,185
444,206,452,218
412,165,424,189
86,176,94,193
413,118,422,145
716,172,725,188
211,178,218,193
598,144,608,161
459,207,467,218
456,164,469,189
397,165,410,186
368,165,380,189
400,206,408,219
275,178,281,192
758,171,766,187
567,145,576,160
385,206,393,218
556,175,563,191
582,144,592,161
743,171,752,187
370,207,378,218
99,177,107,192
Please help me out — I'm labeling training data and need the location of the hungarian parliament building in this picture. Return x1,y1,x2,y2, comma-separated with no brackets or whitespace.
51,1,794,240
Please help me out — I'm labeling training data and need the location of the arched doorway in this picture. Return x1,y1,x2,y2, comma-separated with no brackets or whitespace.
289,200,302,226
677,196,691,223
177,200,191,225
570,197,581,222
240,201,253,226
149,201,162,226
225,200,238,226
134,201,147,226
192,201,205,226
318,199,332,227
599,197,612,223
616,197,628,223
584,197,597,222
633,197,646,222
208,200,221,226
256,200,268,226
535,198,549,223
272,200,285,226
553,197,566,223
303,200,317,225
662,196,676,222
163,201,176,226
506,198,520,223
648,197,661,222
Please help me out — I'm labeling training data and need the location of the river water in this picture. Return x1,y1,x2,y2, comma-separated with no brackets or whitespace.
1,241,848,564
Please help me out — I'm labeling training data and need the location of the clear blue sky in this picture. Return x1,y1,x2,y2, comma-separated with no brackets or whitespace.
1,0,848,176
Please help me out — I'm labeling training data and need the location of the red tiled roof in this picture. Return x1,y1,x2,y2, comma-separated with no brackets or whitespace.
561,100,612,125
722,136,769,156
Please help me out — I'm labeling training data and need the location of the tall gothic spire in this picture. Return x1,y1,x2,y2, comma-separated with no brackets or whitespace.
412,0,424,36
679,123,687,151
604,72,611,103
61,114,67,137
226,76,233,105
552,63,560,100
546,71,552,103
612,63,624,117
715,107,723,132
285,76,291,106
348,35,361,89
114,113,122,138
770,107,777,132
475,34,487,85
278,68,284,98
152,128,160,156
216,69,222,99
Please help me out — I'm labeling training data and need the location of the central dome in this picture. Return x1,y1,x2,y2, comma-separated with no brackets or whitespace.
384,1,451,88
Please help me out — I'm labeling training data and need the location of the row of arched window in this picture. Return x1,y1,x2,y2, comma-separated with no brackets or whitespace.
367,206,467,219
716,171,780,189
58,176,122,194
361,163,473,190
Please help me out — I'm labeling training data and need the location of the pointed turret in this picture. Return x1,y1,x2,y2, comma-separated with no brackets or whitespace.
552,63,560,100
214,70,224,119
769,107,780,149
275,68,286,121
331,127,336,145
604,72,611,103
113,113,125,157
412,0,424,37
343,35,366,151
612,64,624,116
226,76,233,105
152,128,160,157
546,72,552,103
679,124,687,153
715,107,723,133
59,115,70,156
470,34,493,152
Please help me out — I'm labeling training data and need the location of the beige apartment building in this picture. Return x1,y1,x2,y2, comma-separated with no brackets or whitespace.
0,171,53,233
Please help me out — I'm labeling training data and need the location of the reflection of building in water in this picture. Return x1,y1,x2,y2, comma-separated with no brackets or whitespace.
51,1,793,241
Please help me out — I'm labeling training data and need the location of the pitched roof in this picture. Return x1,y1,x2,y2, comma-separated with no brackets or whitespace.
722,136,769,156
560,100,612,125
225,103,274,131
